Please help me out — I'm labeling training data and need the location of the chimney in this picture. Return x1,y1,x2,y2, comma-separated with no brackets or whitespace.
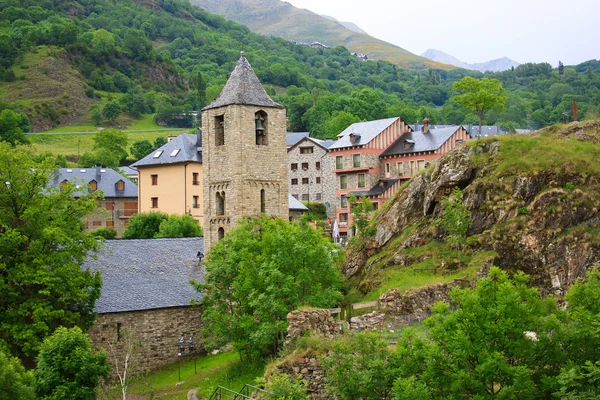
422,117,430,133
95,165,101,181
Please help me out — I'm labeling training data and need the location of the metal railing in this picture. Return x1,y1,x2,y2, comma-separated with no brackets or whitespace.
208,384,273,400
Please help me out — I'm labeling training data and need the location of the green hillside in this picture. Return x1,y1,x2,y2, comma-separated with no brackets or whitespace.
0,0,598,137
190,0,453,70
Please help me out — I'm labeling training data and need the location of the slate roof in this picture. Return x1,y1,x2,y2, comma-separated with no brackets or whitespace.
349,178,400,198
289,195,308,211
203,54,284,111
311,138,336,149
131,133,202,168
287,132,310,147
465,125,507,137
381,126,462,157
83,238,204,313
329,117,401,149
51,167,138,198
118,166,138,177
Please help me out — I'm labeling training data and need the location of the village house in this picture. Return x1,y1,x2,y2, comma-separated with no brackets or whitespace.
51,167,138,237
287,136,337,218
131,131,203,223
329,117,412,239
85,237,204,373
380,119,471,180
287,131,310,149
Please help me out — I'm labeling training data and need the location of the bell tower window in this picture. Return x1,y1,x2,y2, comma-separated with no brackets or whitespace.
216,191,225,216
255,111,268,146
260,189,266,213
215,115,225,146
218,227,225,241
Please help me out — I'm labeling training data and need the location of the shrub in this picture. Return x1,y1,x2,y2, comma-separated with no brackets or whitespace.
35,327,109,400
91,227,117,239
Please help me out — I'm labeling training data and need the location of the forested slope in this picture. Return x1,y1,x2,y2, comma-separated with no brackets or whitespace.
0,0,598,135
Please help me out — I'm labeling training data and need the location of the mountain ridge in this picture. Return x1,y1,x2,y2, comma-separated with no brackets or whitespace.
189,0,455,70
421,48,520,72
322,15,368,35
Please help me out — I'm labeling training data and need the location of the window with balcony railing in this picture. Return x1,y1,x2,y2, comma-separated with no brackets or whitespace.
192,172,200,185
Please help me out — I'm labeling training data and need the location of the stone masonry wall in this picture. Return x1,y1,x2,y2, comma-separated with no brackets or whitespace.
274,352,329,399
287,138,336,219
88,306,203,374
351,279,472,331
202,104,288,251
285,309,344,345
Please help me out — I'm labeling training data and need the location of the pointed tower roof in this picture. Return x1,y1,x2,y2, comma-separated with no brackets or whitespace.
203,53,284,111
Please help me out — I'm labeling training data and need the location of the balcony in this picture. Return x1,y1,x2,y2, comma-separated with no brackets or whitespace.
334,166,370,174
117,209,138,219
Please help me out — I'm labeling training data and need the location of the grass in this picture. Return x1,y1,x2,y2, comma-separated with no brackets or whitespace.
27,129,190,158
471,134,600,179
44,114,180,133
126,351,265,400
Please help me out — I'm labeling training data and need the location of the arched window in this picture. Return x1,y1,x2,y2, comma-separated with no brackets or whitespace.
260,189,265,214
216,191,225,216
255,111,268,146
89,180,97,191
218,227,225,241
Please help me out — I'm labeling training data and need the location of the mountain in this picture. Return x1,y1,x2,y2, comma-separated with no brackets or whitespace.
322,15,368,35
421,49,520,72
189,0,454,70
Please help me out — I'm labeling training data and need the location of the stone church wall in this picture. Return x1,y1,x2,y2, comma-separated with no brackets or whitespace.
88,306,203,374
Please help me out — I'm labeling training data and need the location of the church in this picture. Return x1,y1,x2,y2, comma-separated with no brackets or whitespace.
202,52,290,250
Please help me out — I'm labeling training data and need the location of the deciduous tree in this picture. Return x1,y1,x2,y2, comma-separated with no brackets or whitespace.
121,211,169,239
35,327,109,400
0,145,102,364
453,76,506,136
0,108,29,146
0,349,35,400
155,214,203,238
195,216,343,363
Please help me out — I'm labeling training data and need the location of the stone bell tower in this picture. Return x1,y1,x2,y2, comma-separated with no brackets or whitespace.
201,52,288,250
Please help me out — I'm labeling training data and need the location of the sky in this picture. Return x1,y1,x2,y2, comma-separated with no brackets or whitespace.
286,0,599,66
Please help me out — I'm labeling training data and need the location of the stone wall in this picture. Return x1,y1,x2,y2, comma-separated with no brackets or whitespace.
350,279,472,331
273,352,329,399
84,197,137,238
88,306,202,374
202,104,289,251
285,309,344,345
287,138,336,219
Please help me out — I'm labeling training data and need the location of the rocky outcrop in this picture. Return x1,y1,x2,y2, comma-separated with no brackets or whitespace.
344,127,600,295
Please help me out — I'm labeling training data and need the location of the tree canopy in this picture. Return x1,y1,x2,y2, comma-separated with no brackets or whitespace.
34,327,109,400
322,267,600,399
122,212,202,239
0,348,35,400
0,144,102,363
196,216,343,363
453,76,507,134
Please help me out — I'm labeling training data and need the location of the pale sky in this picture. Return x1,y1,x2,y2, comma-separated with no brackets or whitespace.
286,0,599,66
